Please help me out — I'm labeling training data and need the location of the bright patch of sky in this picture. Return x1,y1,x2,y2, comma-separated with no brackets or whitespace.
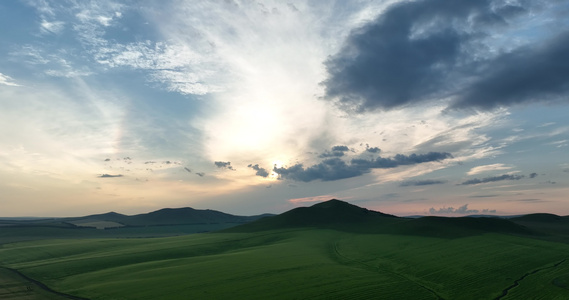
1,0,568,217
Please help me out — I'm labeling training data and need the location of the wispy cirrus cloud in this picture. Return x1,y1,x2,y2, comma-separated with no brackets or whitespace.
289,195,339,205
0,73,21,86
400,179,447,187
467,164,513,176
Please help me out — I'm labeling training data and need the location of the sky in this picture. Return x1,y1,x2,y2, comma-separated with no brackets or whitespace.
1,0,569,217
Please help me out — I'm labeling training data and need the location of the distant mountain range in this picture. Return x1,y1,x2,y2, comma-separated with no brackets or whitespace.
0,207,273,229
61,207,272,227
2,199,569,241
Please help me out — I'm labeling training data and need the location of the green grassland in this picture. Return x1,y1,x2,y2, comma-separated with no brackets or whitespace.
0,223,243,245
0,267,74,300
1,228,569,299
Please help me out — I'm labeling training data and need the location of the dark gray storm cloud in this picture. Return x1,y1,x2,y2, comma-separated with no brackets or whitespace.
214,161,234,170
529,172,538,178
449,32,569,110
323,0,569,111
274,151,452,182
400,179,447,187
98,174,123,178
248,164,269,178
460,174,524,185
319,145,350,158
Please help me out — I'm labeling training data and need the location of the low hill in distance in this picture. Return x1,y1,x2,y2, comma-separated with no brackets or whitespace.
509,213,569,242
61,207,270,227
0,207,273,244
0,207,270,229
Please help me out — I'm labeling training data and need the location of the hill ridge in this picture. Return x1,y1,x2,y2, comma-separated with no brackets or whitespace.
224,199,534,238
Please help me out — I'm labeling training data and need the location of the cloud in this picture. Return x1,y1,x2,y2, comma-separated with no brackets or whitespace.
288,195,337,204
449,32,569,110
538,122,556,128
331,145,349,152
247,164,269,178
400,179,447,187
467,164,513,175
460,174,524,185
98,174,123,178
0,73,21,87
319,145,350,158
365,145,381,153
323,0,569,112
274,152,452,182
184,167,192,173
508,198,546,203
529,172,538,178
214,161,234,170
40,20,65,34
429,204,496,215
195,172,205,177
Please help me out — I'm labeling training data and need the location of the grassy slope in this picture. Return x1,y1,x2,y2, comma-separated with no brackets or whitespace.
0,267,75,300
0,224,245,245
1,229,569,299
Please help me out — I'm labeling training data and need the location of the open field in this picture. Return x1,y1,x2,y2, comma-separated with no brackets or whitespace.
1,228,569,299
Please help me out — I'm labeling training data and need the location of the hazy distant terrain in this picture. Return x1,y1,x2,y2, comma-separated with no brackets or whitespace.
1,200,569,299
0,207,271,244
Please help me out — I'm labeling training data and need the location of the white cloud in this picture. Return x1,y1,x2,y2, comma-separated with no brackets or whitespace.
40,19,65,34
467,164,513,176
0,73,21,86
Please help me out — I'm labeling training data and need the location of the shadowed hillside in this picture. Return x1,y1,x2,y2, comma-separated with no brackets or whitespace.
510,213,567,223
223,199,401,233
392,215,533,238
510,213,569,242
225,199,534,238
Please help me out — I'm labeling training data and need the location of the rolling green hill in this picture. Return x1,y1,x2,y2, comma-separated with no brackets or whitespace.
510,213,569,243
224,199,400,232
226,199,533,238
510,213,566,223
